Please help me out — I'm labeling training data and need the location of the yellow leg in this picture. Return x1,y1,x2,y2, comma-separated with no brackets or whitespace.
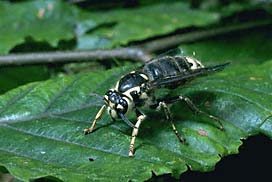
129,114,146,157
83,105,106,134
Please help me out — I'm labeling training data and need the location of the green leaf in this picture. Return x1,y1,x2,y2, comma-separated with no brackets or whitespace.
77,2,220,49
0,0,92,54
1,0,268,53
76,2,272,50
179,25,272,65
0,1,220,53
197,0,270,15
0,59,271,181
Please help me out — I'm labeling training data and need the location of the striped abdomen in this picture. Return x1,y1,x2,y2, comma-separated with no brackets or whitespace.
142,56,203,81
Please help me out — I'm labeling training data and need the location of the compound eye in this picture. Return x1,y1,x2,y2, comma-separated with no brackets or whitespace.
119,99,128,107
109,94,119,103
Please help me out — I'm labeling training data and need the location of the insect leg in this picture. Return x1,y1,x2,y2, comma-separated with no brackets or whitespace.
129,109,146,157
178,96,224,130
83,105,106,134
158,102,186,143
163,96,224,130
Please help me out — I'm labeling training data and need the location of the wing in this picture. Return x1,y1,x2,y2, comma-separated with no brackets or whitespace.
144,48,183,64
147,62,230,89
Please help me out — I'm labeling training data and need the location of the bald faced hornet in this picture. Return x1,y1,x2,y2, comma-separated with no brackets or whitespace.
84,49,229,157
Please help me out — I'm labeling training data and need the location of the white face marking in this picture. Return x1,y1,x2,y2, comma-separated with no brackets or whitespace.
116,104,124,110
185,57,204,69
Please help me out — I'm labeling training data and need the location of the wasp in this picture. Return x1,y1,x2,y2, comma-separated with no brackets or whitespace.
84,49,229,157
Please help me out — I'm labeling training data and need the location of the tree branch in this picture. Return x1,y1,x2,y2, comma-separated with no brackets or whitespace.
0,48,152,66
0,20,271,66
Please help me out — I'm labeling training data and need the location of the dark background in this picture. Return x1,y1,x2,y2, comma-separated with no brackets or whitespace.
150,134,272,182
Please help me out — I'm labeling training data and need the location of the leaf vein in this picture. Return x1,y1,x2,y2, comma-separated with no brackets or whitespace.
0,83,38,115
42,75,81,114
2,124,181,167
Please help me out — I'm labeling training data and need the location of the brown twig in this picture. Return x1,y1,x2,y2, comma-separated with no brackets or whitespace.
0,20,271,66
0,48,151,66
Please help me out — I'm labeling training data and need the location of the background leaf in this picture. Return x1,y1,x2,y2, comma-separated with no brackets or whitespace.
0,1,219,53
1,0,270,53
0,60,271,181
180,25,272,64
76,2,221,49
0,0,88,54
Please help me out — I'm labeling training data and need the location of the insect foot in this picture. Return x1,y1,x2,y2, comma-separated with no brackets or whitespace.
83,128,93,135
